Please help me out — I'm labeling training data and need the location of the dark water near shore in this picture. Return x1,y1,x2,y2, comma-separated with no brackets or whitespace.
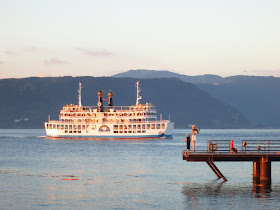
0,129,280,209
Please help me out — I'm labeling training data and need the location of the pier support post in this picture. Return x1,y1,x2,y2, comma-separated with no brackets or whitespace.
253,161,260,181
206,161,227,181
260,157,271,188
253,161,260,192
206,161,221,179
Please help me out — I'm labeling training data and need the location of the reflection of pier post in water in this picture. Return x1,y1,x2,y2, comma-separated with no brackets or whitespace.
183,140,280,191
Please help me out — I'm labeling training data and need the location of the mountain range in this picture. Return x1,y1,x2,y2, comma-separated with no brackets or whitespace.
114,69,223,84
0,76,250,129
113,69,280,128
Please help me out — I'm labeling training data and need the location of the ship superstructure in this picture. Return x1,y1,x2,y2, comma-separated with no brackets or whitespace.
45,81,174,139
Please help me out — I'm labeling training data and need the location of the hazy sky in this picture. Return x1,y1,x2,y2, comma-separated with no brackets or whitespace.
1,0,280,78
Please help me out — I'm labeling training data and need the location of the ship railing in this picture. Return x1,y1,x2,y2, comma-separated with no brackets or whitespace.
48,120,60,123
59,115,157,119
47,120,170,125
62,106,157,112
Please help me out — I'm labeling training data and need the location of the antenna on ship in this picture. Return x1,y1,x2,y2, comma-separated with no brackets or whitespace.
136,81,142,105
78,82,82,107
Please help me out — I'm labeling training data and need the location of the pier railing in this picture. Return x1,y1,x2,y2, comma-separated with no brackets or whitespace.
206,140,280,154
241,140,280,153
207,140,232,153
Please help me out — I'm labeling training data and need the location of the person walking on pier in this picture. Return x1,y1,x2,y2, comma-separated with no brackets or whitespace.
185,133,191,153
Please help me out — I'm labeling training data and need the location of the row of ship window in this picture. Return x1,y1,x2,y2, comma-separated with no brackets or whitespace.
114,124,165,130
63,130,147,134
47,124,90,130
46,123,165,130
114,130,146,134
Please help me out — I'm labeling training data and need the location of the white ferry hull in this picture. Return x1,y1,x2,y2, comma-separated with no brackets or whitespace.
45,134,172,139
45,122,174,139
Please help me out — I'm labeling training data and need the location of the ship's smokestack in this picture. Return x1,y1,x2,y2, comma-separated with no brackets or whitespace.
97,91,103,112
108,90,113,107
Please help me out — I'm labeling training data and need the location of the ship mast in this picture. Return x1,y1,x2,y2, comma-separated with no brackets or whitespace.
78,82,82,107
136,81,142,105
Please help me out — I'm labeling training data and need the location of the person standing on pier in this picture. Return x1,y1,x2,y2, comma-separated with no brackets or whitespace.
192,125,198,152
185,133,191,153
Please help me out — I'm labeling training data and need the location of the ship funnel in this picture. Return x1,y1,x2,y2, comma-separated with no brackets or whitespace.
97,91,103,112
108,90,113,107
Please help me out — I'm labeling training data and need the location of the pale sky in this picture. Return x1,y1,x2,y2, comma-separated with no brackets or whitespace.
1,0,280,79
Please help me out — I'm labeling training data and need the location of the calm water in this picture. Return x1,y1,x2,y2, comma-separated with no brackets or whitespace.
1,129,280,209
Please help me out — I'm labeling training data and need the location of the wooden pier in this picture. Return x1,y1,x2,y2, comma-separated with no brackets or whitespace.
183,140,280,188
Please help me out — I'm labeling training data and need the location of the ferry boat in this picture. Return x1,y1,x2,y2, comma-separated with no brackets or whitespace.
45,81,174,139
